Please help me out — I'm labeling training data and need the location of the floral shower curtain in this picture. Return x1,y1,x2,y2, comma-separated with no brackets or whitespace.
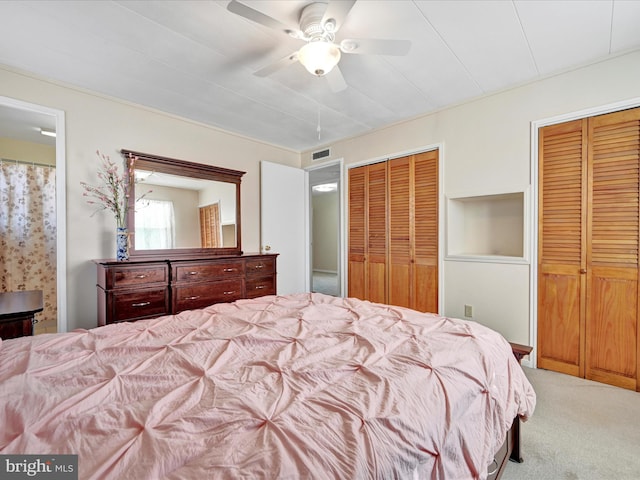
0,161,57,331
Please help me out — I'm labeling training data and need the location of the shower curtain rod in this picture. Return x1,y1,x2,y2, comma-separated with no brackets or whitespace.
0,158,56,169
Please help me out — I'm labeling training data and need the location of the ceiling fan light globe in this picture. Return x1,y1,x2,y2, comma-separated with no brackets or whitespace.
298,41,341,77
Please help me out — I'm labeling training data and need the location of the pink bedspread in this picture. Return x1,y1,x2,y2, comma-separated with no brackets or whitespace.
0,293,535,479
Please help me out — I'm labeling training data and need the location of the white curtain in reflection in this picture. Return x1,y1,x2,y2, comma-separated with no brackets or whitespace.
135,199,175,249
0,161,57,327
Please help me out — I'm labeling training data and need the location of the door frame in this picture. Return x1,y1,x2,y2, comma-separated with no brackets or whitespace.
529,96,640,369
0,95,67,333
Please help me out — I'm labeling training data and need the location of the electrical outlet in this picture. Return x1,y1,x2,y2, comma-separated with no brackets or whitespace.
464,304,473,318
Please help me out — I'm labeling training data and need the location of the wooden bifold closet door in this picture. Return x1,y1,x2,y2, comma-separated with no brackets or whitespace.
348,150,438,313
348,161,388,304
538,107,640,391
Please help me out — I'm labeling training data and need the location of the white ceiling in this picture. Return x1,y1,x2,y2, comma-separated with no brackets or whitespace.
0,104,56,147
1,0,639,152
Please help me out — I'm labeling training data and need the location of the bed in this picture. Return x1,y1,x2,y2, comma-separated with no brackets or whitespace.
0,293,535,479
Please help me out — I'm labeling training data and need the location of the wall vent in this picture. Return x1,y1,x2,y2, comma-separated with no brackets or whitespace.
312,148,331,161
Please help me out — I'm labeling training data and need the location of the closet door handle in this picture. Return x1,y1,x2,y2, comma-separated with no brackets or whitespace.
580,269,587,274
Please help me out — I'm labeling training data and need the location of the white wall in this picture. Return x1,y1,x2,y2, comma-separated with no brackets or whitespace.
312,191,339,272
301,50,640,347
0,65,300,331
199,181,237,225
0,137,55,165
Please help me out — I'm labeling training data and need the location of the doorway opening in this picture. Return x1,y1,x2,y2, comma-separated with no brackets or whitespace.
308,162,342,297
0,96,66,333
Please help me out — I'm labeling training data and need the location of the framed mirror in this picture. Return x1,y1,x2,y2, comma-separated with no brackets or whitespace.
122,149,245,258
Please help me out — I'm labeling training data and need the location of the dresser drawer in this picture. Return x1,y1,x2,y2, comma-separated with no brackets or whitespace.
173,261,244,284
109,287,169,323
102,264,169,289
246,257,276,276
245,276,276,298
173,279,244,312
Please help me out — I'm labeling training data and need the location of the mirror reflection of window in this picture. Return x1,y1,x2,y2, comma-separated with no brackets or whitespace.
135,199,175,249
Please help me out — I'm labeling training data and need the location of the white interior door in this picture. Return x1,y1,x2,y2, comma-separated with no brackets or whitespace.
260,161,308,295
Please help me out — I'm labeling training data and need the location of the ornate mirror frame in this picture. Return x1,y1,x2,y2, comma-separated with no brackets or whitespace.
121,149,245,258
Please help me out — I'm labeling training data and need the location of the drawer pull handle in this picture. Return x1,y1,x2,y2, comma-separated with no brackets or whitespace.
223,268,236,272
135,274,147,279
255,285,266,290
223,291,236,295
254,265,264,269
185,295,200,301
188,271,199,276
131,301,151,307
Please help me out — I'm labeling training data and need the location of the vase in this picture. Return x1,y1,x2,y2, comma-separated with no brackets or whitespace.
116,227,129,261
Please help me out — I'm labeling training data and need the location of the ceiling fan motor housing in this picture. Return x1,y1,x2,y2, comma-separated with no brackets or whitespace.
300,2,334,41
296,2,342,76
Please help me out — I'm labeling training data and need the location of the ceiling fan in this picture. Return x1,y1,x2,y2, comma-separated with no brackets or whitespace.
226,0,411,92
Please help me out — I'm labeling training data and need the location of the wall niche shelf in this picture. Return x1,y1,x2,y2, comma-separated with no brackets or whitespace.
446,189,528,264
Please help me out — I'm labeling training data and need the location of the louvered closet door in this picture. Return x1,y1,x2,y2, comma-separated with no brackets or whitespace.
387,151,439,312
349,152,438,310
538,119,587,377
366,162,388,303
388,156,412,308
585,109,640,390
539,108,640,391
348,163,387,303
348,166,366,300
413,150,439,313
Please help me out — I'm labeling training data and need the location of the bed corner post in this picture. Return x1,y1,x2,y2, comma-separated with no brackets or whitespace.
507,342,532,465
509,416,524,463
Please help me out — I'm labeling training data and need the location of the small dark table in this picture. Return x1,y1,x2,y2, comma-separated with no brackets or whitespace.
0,290,44,340
509,342,533,364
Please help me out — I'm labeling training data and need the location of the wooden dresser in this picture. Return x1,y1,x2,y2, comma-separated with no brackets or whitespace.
95,253,277,326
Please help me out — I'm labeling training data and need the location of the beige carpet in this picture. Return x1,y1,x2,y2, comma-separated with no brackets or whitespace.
502,367,640,480
312,271,340,297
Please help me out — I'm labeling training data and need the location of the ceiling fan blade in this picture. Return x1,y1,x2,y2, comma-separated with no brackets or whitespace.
340,38,411,56
321,0,357,33
326,65,348,93
254,52,299,77
227,0,298,35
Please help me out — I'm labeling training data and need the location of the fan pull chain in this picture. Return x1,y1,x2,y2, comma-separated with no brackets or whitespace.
317,106,321,140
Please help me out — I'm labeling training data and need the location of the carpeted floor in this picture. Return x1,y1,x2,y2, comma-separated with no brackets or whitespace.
502,367,640,480
312,271,340,297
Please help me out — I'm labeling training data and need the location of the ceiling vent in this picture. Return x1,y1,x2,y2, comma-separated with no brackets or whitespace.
312,148,331,161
